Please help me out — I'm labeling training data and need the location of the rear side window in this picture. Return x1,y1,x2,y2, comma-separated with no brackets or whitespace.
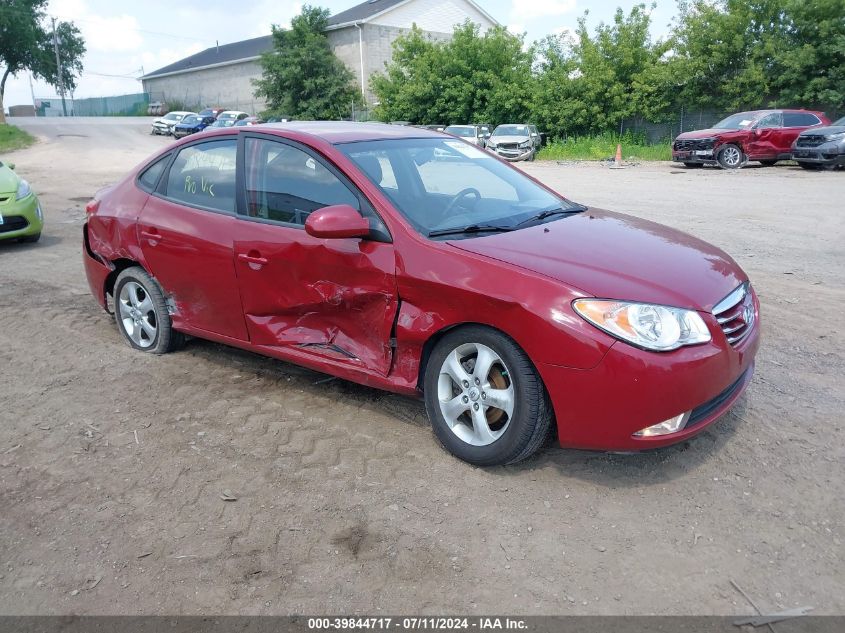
164,140,237,213
242,137,359,226
138,154,170,192
784,112,821,127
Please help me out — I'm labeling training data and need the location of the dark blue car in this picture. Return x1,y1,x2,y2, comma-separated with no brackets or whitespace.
172,114,216,139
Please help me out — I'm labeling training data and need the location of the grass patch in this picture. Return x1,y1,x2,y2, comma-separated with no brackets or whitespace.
539,132,671,161
0,124,36,153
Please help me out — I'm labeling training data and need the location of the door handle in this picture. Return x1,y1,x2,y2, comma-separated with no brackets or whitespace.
140,229,161,242
238,253,268,266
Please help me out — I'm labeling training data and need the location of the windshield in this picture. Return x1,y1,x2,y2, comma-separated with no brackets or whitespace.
713,112,763,129
445,126,474,137
218,113,240,121
338,138,581,239
163,113,182,121
181,115,200,125
493,125,530,137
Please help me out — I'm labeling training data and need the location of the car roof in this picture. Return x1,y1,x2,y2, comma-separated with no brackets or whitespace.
257,121,442,144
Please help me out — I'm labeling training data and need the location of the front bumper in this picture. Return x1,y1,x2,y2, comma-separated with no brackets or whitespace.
672,149,716,164
538,307,760,451
791,142,845,165
489,147,535,161
0,194,43,241
151,123,173,135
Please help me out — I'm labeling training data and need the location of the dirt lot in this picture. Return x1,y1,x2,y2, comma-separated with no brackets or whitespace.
1,118,843,616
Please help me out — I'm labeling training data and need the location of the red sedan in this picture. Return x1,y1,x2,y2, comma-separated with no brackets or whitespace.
83,122,759,466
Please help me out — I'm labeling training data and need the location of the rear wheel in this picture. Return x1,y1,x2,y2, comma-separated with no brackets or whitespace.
424,326,553,466
114,267,183,354
717,144,745,169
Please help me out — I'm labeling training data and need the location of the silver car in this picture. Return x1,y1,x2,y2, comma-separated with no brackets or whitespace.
150,111,194,136
487,124,541,161
444,125,489,147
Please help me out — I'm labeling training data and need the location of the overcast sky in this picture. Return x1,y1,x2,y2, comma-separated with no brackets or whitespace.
4,0,678,109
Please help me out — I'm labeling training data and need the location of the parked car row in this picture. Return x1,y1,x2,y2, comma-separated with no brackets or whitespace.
672,109,844,170
152,108,260,139
441,123,542,161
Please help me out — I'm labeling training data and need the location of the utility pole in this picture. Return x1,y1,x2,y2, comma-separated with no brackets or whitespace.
28,73,37,111
51,17,67,117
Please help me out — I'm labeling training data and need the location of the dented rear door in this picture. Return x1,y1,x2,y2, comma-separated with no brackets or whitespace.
232,135,398,376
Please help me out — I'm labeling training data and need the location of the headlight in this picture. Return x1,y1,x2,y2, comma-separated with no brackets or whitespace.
519,141,532,149
573,299,711,351
16,179,32,200
487,142,497,149
825,131,845,141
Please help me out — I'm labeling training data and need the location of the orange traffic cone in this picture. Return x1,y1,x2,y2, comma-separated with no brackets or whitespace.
610,143,624,169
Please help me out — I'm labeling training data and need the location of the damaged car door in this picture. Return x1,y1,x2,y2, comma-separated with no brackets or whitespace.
232,135,398,375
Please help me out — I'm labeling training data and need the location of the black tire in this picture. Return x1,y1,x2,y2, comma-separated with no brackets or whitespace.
19,232,41,243
113,267,184,354
423,325,553,466
683,162,703,168
716,144,745,169
759,160,778,166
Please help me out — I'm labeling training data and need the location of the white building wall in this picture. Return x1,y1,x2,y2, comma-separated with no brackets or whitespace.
372,0,496,32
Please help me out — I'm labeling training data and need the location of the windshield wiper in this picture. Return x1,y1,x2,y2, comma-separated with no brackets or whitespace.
428,224,514,238
513,205,588,229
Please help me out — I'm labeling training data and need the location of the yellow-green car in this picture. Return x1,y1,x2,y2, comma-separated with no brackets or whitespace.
0,161,43,243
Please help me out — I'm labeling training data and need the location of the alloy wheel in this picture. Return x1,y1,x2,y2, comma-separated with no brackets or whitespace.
118,281,158,348
437,342,515,446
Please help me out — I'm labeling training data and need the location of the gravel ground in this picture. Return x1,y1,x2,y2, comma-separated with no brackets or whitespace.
0,118,842,616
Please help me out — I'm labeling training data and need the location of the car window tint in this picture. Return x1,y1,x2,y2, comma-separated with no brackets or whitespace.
138,154,170,192
243,138,359,226
756,113,782,128
784,112,820,127
164,140,237,212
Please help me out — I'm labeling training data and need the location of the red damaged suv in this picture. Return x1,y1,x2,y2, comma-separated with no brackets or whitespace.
83,122,759,465
673,109,829,169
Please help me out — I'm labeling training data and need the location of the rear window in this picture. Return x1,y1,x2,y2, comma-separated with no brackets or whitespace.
784,112,821,127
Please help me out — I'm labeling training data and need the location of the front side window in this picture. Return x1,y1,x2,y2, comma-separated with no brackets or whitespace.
339,138,578,238
243,137,359,226
755,112,782,128
164,139,237,212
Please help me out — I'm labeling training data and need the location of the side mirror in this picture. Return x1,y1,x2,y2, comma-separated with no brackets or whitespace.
7,163,15,170
305,204,370,239
531,132,539,137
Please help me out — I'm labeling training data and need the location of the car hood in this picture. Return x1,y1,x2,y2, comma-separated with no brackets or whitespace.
448,209,746,311
799,125,845,136
676,128,744,140
0,165,20,195
490,135,530,144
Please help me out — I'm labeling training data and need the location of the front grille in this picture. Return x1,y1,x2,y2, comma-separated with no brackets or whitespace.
686,367,751,428
0,215,29,234
796,135,826,148
673,139,714,151
497,143,519,150
712,282,755,347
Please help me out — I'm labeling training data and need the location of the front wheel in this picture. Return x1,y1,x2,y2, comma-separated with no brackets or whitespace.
424,326,553,466
19,232,41,243
717,144,745,169
114,267,184,354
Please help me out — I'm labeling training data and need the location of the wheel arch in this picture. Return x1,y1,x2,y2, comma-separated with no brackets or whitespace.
415,321,533,392
105,258,146,300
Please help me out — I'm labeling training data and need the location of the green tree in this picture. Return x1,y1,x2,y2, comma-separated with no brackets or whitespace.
372,23,533,125
0,0,85,123
773,0,845,110
532,4,667,137
254,5,361,120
